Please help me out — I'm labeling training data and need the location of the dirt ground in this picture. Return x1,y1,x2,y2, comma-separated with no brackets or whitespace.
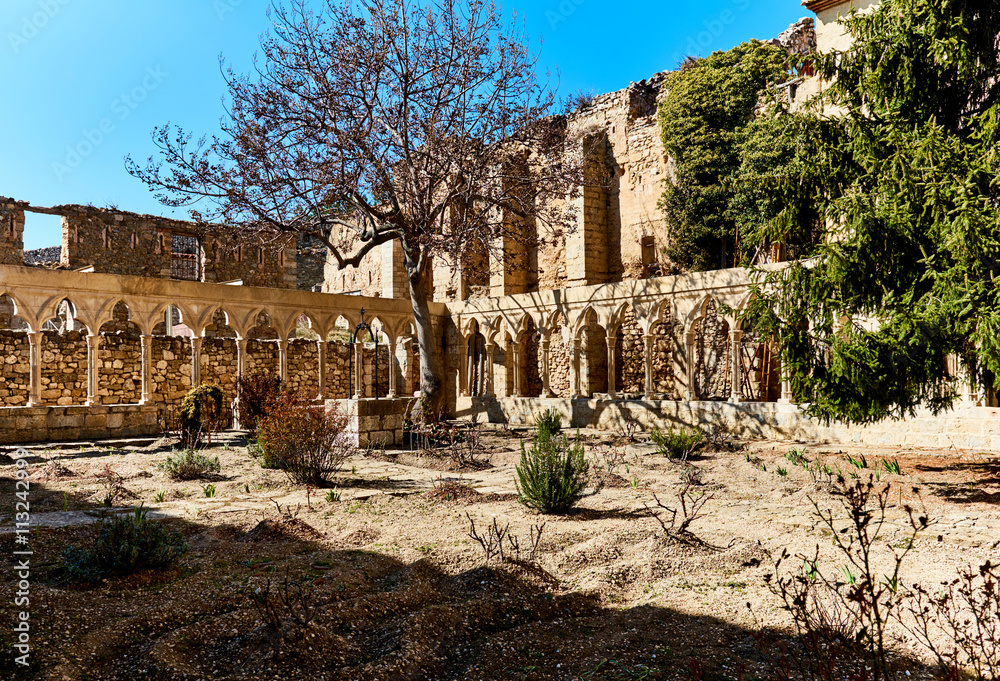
1,425,999,680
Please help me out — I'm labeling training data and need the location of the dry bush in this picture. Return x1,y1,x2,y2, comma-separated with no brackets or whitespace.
243,567,316,654
646,469,714,539
256,393,354,486
466,513,545,565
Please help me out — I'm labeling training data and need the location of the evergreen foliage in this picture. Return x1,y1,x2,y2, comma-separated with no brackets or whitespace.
746,0,1000,423
160,449,221,481
62,505,187,582
657,41,794,271
515,429,589,514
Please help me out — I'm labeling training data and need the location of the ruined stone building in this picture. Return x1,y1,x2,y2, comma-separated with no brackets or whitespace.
2,0,996,450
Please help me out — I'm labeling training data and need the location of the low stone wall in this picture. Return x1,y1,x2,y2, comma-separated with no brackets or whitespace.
0,404,159,444
332,397,413,448
456,397,1000,452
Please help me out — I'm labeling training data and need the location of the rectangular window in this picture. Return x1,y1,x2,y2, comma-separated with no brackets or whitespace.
170,234,202,281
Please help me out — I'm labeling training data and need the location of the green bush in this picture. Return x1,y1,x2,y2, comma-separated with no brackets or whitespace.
248,440,281,469
515,431,589,514
650,426,704,459
177,383,225,449
62,505,187,582
256,392,354,485
534,409,563,438
160,449,221,481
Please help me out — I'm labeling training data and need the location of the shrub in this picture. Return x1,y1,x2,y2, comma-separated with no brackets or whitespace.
235,369,283,435
248,440,281,469
515,430,589,514
534,409,563,438
177,383,225,449
650,426,704,459
160,449,221,481
62,505,187,582
256,392,354,485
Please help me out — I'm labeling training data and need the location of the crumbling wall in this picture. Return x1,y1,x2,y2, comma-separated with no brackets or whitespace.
46,204,297,288
0,199,25,266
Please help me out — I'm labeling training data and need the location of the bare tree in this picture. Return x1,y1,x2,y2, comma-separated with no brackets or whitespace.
127,0,593,411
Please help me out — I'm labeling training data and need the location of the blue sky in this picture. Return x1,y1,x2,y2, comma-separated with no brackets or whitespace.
1,0,807,250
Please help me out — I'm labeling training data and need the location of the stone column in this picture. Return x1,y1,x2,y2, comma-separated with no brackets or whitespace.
354,343,363,398
778,354,794,404
540,337,553,398
484,341,495,397
387,340,397,398
510,339,521,397
570,338,582,398
685,330,697,401
27,331,42,407
316,340,327,399
643,333,655,400
276,339,288,383
729,329,743,403
86,332,101,406
140,334,154,405
458,335,470,397
190,336,203,387
236,338,248,380
605,331,617,399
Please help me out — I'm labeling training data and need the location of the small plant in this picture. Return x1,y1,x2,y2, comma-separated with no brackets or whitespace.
325,488,341,503
881,458,902,475
776,466,788,477
153,490,166,503
466,512,545,565
242,567,316,653
650,426,704,459
248,440,281,469
844,453,869,470
256,393,355,486
593,444,630,476
160,450,221,481
203,483,217,498
515,430,589,514
534,408,563,438
615,418,639,443
95,463,127,507
646,474,714,543
785,448,807,466
61,505,187,582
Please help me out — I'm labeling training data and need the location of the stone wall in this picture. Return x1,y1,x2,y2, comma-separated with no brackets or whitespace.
0,404,159,444
296,234,328,292
0,199,25,266
51,204,298,288
0,331,29,406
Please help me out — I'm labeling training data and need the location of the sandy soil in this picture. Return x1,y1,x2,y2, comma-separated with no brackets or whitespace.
1,427,998,680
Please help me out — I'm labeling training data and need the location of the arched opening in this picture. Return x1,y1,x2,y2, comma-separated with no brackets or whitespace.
650,304,680,399
737,312,780,402
693,299,730,400
0,294,31,407
614,307,645,397
37,299,89,407
576,309,608,397
546,312,572,398
97,301,142,405
520,316,542,398
246,311,280,379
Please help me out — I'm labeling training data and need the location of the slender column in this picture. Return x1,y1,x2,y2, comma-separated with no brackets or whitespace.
458,335,470,397
276,339,288,383
484,341,495,397
140,334,154,405
778,352,794,404
606,331,617,399
27,331,43,407
164,306,174,336
510,341,521,397
236,338,248,380
540,338,553,398
86,332,101,406
643,333,655,400
387,340,397,398
190,336,203,387
316,340,328,399
729,329,743,403
354,342,363,398
570,338,582,398
685,330,697,401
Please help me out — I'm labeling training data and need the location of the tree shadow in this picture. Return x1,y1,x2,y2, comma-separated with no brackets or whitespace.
915,458,1000,503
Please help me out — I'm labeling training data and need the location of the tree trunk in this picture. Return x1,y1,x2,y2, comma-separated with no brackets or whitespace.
408,263,444,416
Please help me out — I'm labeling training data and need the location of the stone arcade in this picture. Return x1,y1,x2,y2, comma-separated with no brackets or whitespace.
2,0,998,450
